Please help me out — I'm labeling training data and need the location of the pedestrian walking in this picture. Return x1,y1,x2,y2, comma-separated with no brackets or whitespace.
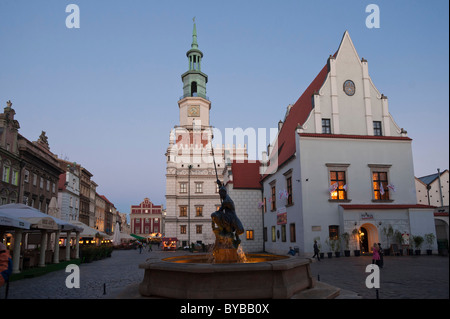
312,240,321,261
377,243,384,268
148,242,152,252
372,243,380,266
138,242,143,254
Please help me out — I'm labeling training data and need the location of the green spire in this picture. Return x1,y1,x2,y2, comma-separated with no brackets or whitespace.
181,18,208,100
191,17,198,49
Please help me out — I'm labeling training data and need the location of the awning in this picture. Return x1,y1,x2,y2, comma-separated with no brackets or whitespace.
0,203,80,231
130,233,147,241
0,213,31,230
162,237,178,242
59,221,104,237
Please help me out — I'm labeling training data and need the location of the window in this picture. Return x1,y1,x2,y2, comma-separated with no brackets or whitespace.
24,170,29,183
286,177,293,205
196,225,202,234
329,171,347,200
2,165,10,183
271,226,276,242
373,171,389,200
12,170,19,186
33,174,37,186
281,225,286,242
246,230,254,240
40,177,44,189
290,223,296,242
195,206,203,217
329,225,339,240
180,225,187,234
271,185,276,211
195,182,203,193
179,206,187,217
322,118,331,134
179,183,187,193
373,121,382,136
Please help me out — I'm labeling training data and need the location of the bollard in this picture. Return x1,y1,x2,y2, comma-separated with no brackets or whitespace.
103,283,106,295
317,274,320,282
376,289,379,299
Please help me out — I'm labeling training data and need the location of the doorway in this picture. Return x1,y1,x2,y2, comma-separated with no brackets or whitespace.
359,223,380,255
359,226,369,253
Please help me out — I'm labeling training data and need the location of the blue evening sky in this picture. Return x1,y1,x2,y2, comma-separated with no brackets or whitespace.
0,0,448,214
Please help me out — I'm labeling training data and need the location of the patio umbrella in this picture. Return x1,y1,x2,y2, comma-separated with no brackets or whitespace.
0,204,58,230
0,212,31,230
112,222,121,245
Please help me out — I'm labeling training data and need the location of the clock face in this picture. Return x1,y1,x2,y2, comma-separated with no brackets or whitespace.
188,105,200,117
343,80,355,96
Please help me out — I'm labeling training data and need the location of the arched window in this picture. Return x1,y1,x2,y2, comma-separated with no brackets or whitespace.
191,81,197,96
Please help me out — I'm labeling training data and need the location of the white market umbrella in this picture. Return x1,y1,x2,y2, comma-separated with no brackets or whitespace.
112,222,121,245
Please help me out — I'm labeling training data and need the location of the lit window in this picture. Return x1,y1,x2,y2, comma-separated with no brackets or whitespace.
373,171,389,200
329,171,347,200
246,230,254,240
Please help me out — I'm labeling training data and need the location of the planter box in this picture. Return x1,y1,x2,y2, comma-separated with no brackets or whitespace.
426,249,432,256
414,250,421,256
344,250,350,257
334,252,341,258
327,252,333,258
354,250,361,257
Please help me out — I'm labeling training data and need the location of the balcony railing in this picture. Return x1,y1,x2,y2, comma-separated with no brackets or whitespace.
179,92,209,101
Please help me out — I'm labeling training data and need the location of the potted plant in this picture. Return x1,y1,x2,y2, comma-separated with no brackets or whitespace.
334,238,341,258
393,230,404,256
412,235,424,255
382,224,394,256
352,228,361,256
341,232,351,257
424,233,435,255
325,238,333,258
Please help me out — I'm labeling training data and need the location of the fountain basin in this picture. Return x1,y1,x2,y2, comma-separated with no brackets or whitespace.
138,253,314,299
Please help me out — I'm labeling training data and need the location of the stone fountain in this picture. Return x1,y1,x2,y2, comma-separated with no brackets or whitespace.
138,181,335,299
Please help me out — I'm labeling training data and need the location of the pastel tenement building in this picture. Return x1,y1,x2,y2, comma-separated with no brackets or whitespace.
164,22,247,247
261,31,438,256
130,198,163,236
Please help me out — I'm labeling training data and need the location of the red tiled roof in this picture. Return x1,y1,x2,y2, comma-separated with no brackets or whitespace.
340,204,435,210
298,133,412,141
231,160,262,189
274,64,329,169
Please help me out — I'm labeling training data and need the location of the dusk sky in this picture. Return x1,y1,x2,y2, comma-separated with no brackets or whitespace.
0,0,448,215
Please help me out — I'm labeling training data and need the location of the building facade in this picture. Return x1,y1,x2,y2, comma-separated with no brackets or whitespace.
79,167,93,226
57,159,80,221
415,169,449,251
0,101,21,205
224,160,264,252
261,31,437,255
130,198,163,236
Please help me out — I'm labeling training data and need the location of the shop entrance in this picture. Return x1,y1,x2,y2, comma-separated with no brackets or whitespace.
359,223,380,255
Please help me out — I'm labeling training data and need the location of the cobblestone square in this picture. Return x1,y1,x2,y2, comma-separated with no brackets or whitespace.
2,249,448,299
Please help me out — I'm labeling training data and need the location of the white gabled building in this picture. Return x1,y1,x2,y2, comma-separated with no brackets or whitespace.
261,31,437,256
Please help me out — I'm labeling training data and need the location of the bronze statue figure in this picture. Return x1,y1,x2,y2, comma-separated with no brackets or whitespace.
211,179,244,249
